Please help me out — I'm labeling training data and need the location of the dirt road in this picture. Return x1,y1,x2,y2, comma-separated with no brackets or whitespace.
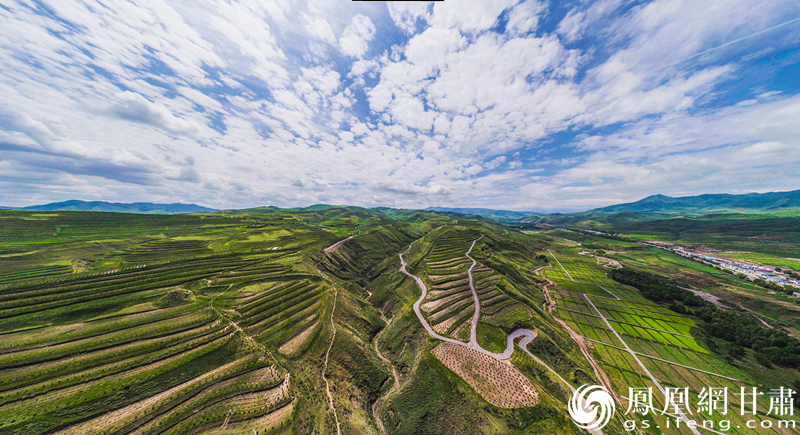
400,237,605,435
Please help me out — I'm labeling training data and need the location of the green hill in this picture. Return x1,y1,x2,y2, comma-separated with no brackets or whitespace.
595,189,800,215
1,200,216,214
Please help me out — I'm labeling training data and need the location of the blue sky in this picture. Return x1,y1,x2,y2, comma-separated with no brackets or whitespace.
1,0,799,212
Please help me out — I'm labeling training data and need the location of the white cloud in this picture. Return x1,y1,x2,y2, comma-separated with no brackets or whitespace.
350,60,378,76
485,156,507,170
429,0,519,33
339,14,376,58
557,10,586,42
1,0,799,211
387,3,432,34
464,164,483,175
389,96,435,131
110,91,198,134
557,0,623,43
369,31,583,155
506,1,547,36
304,14,336,43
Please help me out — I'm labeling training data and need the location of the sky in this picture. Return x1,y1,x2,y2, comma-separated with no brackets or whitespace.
1,0,799,212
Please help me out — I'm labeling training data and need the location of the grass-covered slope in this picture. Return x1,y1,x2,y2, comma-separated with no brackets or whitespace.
4,207,796,434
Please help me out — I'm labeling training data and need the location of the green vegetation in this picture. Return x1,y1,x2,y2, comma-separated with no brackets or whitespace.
610,267,800,368
2,204,799,434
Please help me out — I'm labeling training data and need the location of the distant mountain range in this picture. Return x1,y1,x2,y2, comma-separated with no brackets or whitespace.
3,189,799,219
0,200,216,214
520,189,800,227
424,207,540,221
593,190,800,214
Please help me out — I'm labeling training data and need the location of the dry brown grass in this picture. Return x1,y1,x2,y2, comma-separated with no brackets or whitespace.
422,289,471,312
278,319,319,356
431,315,460,335
431,278,469,290
324,236,353,253
202,399,295,435
426,257,470,268
432,343,538,409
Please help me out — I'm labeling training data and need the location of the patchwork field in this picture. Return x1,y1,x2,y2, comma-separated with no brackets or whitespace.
540,234,799,434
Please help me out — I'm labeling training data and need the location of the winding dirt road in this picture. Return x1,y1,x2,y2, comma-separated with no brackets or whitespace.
400,237,604,435
402,237,536,360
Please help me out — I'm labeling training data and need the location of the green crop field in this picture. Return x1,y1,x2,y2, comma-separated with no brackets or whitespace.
1,208,798,435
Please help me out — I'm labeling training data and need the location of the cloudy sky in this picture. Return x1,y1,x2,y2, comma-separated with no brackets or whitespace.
1,0,799,211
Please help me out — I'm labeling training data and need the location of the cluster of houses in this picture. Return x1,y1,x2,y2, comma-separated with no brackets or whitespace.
645,242,800,291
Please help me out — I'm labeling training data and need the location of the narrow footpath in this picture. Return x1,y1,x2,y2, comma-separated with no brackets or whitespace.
316,267,342,435
371,317,400,435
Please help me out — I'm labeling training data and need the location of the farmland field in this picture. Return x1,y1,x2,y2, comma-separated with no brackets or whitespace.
1,208,799,435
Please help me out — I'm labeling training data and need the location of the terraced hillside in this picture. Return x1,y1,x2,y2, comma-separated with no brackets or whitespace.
0,209,353,435
3,208,798,434
420,230,480,340
0,253,298,434
375,225,606,435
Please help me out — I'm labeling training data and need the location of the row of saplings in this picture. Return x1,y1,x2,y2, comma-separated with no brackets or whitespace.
609,268,800,368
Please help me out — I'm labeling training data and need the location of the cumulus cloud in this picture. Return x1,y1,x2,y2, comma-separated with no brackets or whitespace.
506,1,547,36
387,3,432,34
428,0,519,33
339,14,376,58
1,0,799,211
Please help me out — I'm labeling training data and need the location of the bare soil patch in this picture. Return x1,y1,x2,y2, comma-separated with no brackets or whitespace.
324,236,353,253
432,278,469,290
422,290,470,312
278,319,319,356
674,272,716,287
